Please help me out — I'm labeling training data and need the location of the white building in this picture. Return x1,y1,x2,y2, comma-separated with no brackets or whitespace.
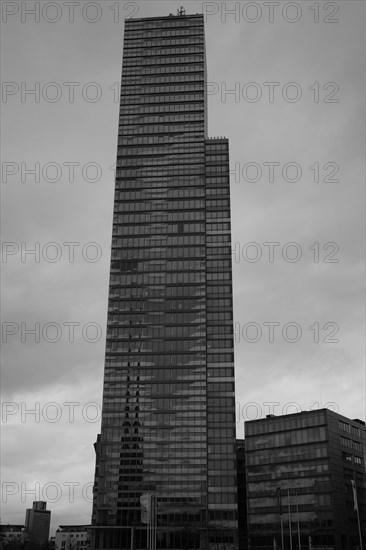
55,526,90,550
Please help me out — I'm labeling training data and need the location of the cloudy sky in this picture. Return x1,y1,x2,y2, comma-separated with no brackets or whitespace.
1,0,365,535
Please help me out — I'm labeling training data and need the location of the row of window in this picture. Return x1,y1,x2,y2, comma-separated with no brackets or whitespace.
123,47,204,58
108,305,205,321
111,260,206,273
122,63,204,76
206,285,232,295
108,326,205,338
114,200,205,212
125,28,204,39
123,55,204,66
207,177,230,184
207,353,234,363
111,262,204,274
206,154,229,162
121,105,204,118
119,123,204,135
116,188,205,199
120,95,205,107
206,272,231,280
207,326,233,335
208,367,234,378
343,452,363,465
246,412,327,435
110,248,207,261
121,73,204,85
117,144,204,155
125,19,204,30
207,142,229,151
104,367,206,379
118,132,204,145
247,445,329,466
121,83,204,95
113,213,205,225
112,236,205,247
113,224,204,237
112,212,229,224
208,460,235,471
107,342,205,353
340,436,363,451
107,312,203,324
120,113,204,124
124,38,204,48
206,165,228,174
339,420,361,437
246,426,327,450
115,177,205,188
207,338,233,347
117,154,204,166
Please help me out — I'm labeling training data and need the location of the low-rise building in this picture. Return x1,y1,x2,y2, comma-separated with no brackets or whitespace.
55,526,90,550
0,525,27,546
245,409,365,550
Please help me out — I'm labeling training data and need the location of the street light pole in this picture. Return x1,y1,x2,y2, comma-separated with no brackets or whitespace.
287,488,293,550
276,487,285,550
295,490,301,550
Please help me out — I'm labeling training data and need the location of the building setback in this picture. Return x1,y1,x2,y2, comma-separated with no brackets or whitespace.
24,501,51,548
245,409,366,550
91,9,238,550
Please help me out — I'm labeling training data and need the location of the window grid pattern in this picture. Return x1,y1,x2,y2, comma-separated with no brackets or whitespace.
92,13,238,550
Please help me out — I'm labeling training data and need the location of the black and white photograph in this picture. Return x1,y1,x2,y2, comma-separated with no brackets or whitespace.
1,1,365,549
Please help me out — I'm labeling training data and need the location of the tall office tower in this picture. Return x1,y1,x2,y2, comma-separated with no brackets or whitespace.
91,9,238,550
24,501,51,548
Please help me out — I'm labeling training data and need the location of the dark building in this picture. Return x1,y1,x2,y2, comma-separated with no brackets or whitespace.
245,409,366,550
236,440,248,550
24,502,51,548
0,525,27,547
91,8,238,550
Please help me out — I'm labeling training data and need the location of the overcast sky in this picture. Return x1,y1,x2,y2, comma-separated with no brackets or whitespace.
1,0,365,536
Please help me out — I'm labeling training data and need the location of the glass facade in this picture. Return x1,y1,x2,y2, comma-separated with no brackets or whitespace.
91,12,238,550
244,410,366,550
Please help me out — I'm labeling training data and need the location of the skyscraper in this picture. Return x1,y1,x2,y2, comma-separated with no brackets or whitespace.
91,9,238,550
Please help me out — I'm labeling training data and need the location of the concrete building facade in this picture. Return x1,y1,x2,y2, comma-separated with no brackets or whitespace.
245,409,366,550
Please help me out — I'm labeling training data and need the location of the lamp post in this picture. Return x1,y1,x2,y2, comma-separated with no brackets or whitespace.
286,483,302,550
287,488,293,550
276,487,284,550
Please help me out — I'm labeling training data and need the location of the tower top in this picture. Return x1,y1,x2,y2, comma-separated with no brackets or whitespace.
177,6,186,16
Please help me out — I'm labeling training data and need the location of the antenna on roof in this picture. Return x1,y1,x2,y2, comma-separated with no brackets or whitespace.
177,6,186,16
